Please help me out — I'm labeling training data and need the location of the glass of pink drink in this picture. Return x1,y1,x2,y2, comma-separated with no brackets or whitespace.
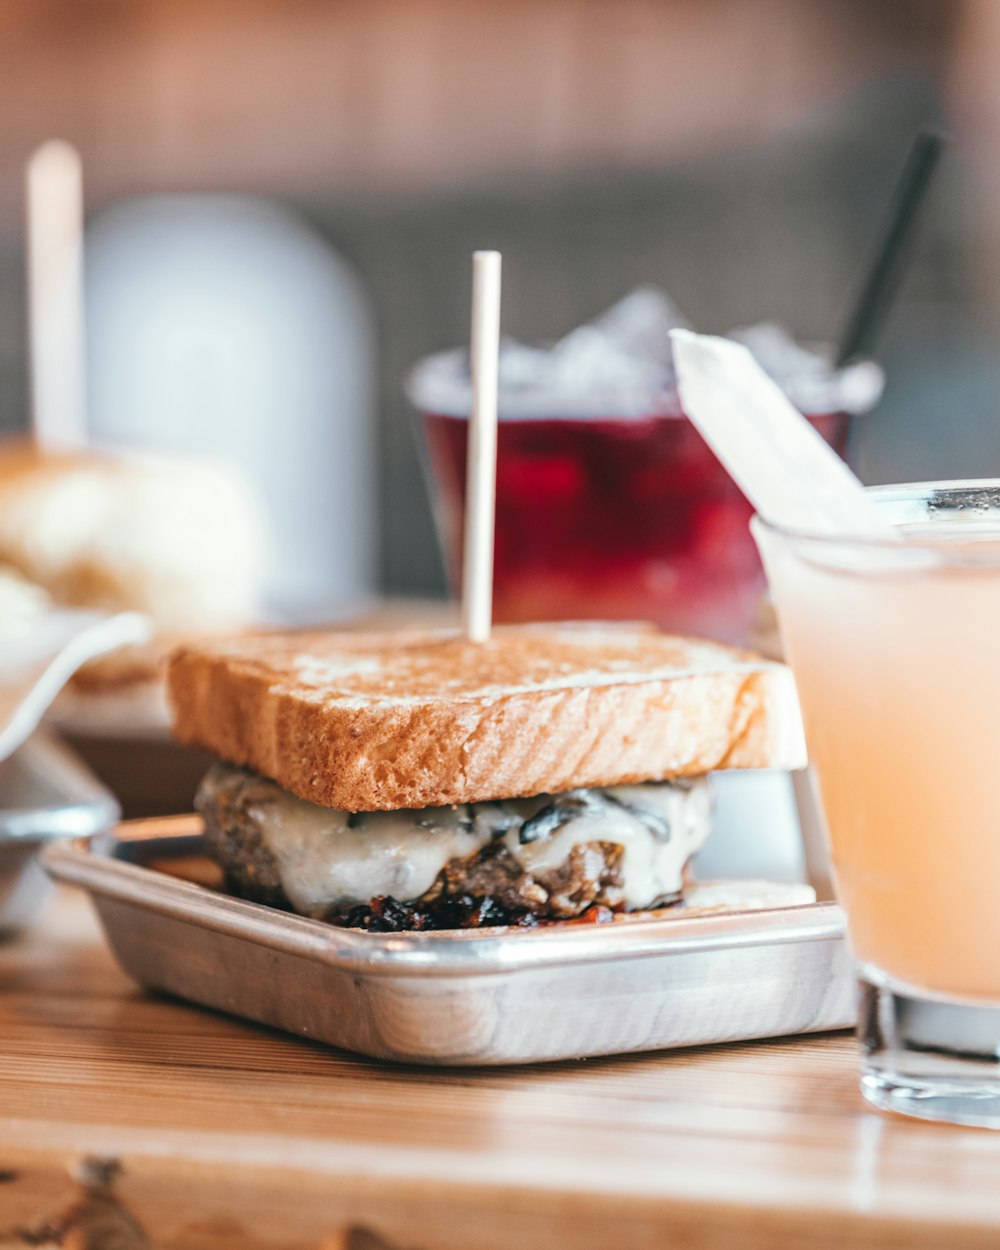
754,481,1000,1127
421,407,849,644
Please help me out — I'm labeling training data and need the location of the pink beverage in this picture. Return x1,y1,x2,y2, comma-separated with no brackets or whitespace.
422,407,848,643
754,482,1000,1127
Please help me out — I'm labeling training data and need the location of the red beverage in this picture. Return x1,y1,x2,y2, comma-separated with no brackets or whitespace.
422,407,849,644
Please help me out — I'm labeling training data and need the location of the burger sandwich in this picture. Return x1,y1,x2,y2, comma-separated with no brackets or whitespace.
169,623,809,930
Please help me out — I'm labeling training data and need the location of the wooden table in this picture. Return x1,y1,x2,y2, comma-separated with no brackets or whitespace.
0,889,997,1249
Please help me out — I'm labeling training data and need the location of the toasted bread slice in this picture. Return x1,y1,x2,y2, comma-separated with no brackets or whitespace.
168,623,805,812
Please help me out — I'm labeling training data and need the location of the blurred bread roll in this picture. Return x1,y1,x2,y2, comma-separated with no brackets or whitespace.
0,439,266,635
0,439,268,732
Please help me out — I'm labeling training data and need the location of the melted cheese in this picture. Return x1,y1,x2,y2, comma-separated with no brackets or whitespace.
248,795,491,915
505,784,711,908
241,776,711,915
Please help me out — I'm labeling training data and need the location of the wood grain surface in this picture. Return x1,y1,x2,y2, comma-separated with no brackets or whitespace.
0,886,997,1248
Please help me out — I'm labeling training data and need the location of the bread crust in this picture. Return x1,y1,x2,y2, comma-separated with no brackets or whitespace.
168,625,805,811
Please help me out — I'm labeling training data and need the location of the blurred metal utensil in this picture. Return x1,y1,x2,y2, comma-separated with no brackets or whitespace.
0,609,150,762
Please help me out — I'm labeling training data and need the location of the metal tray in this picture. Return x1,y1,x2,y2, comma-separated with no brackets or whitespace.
0,732,120,932
44,816,854,1065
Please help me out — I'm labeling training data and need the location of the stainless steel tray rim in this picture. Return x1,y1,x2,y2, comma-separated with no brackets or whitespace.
41,818,856,1064
0,799,119,843
43,827,846,980
0,732,120,842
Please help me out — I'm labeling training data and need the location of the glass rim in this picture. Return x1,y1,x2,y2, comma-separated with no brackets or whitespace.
750,478,1000,551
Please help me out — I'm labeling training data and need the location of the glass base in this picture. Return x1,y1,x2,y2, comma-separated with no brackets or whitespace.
859,972,1000,1128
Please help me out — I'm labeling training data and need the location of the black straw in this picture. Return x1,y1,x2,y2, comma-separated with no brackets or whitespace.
834,129,947,369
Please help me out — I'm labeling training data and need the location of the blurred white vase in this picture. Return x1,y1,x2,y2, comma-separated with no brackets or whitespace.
84,194,377,620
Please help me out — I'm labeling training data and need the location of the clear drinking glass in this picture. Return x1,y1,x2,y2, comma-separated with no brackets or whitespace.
752,481,1000,1127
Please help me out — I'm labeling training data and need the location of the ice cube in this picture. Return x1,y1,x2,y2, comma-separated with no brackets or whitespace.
726,322,883,416
548,324,665,399
727,322,828,382
405,288,884,419
589,286,691,364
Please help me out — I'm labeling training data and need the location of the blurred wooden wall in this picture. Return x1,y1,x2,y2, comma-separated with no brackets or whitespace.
0,0,967,597
0,0,952,227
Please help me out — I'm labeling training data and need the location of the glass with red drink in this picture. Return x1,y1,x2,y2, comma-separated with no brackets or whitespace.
409,291,882,644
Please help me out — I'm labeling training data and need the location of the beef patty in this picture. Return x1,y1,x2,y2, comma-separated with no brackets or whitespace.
196,761,712,930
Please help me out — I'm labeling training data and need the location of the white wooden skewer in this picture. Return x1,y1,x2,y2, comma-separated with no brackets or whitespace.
461,250,502,643
26,139,88,453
